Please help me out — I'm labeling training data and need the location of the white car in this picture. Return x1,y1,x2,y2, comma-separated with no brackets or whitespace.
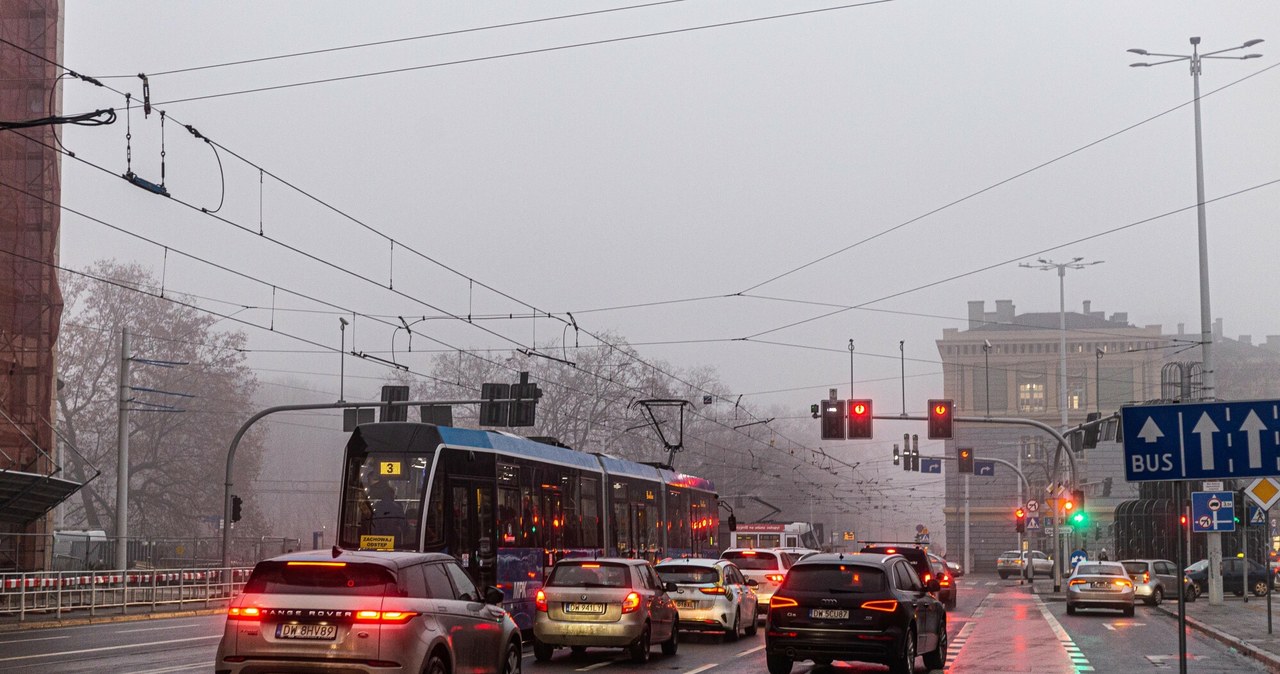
719,548,792,617
996,550,1053,579
655,558,759,641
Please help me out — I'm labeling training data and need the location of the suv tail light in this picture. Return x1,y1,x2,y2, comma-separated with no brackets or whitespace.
770,596,798,608
535,590,548,612
354,610,419,624
861,599,897,612
939,574,952,587
622,592,642,613
227,606,261,621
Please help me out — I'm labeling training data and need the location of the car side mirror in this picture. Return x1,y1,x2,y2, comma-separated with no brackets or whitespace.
484,585,504,605
746,579,759,588
925,579,940,593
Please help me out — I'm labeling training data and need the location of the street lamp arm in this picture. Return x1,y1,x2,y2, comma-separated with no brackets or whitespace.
1201,41,1264,57
1204,54,1264,60
1131,56,1192,67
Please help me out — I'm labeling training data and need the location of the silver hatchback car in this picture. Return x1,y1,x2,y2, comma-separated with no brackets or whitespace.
1120,559,1182,606
655,557,759,640
216,549,521,674
533,557,679,663
1066,561,1135,616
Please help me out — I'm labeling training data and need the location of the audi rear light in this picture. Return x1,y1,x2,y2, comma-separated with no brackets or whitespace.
861,599,897,612
622,592,642,613
227,606,261,621
535,589,548,612
769,595,798,608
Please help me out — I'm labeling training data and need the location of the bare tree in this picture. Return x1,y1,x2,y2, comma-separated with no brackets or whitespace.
56,261,265,539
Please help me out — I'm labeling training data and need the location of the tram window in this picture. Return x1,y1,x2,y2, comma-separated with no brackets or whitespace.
562,471,581,549
667,488,690,552
423,481,445,550
612,499,630,555
497,486,521,546
580,477,600,549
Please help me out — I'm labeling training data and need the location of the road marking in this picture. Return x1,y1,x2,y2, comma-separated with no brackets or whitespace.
117,623,201,633
128,662,211,674
1103,621,1145,631
1033,594,1096,672
685,665,718,674
0,636,221,662
577,660,617,671
0,635,69,644
735,644,766,657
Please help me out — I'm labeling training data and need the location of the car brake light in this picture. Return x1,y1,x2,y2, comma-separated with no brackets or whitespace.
1069,579,1087,586
1143,571,1150,584
535,590,548,612
1113,579,1132,588
227,606,261,621
699,587,727,595
581,563,601,568
940,575,952,587
923,573,932,583
884,548,897,554
741,551,758,556
354,610,418,624
286,561,346,567
861,599,897,612
770,596,798,608
622,592,642,613
766,574,785,583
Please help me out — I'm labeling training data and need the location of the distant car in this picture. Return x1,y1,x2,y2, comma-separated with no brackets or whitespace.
927,553,958,610
216,549,521,674
1119,559,1182,606
655,558,758,641
720,548,793,616
764,552,948,674
1185,557,1271,598
996,550,1053,579
1066,561,1135,616
859,544,933,585
774,547,822,566
533,557,678,663
943,557,964,577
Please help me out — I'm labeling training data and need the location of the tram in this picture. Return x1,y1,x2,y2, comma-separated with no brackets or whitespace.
335,422,720,629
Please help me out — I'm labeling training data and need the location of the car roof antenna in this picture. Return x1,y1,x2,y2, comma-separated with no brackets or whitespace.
332,544,343,559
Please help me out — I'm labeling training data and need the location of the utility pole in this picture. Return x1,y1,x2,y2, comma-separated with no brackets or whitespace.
116,328,130,571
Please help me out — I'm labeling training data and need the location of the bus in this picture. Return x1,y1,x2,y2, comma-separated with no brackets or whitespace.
729,522,821,551
335,422,720,630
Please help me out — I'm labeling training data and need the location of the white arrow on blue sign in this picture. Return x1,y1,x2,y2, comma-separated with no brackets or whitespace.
974,459,996,476
1190,491,1236,533
1122,399,1280,482
919,458,942,474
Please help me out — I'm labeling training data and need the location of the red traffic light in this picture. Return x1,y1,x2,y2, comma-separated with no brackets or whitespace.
927,399,954,439
848,399,873,439
1015,508,1026,518
853,402,867,415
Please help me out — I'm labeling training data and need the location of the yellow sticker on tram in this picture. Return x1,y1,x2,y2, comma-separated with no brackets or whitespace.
361,535,395,551
380,461,402,476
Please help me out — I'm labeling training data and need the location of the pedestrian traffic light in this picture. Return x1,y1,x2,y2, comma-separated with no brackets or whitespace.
1015,507,1027,533
957,447,974,474
820,400,846,440
847,399,873,439
893,444,901,466
927,399,954,439
231,495,243,523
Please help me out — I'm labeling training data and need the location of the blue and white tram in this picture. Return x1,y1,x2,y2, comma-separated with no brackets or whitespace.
336,422,720,630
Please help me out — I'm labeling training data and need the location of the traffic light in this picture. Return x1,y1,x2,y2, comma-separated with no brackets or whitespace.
820,400,847,440
910,434,920,471
847,399,873,439
893,444,901,466
231,495,243,523
1072,489,1085,516
1070,509,1087,528
957,447,974,474
927,399,954,439
1015,507,1027,533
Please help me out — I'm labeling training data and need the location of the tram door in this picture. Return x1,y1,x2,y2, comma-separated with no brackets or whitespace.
449,478,496,589
632,504,651,561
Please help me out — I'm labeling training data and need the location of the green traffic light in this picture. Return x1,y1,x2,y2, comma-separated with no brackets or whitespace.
1070,512,1086,526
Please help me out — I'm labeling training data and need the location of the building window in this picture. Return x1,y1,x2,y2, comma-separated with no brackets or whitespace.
1018,372,1046,413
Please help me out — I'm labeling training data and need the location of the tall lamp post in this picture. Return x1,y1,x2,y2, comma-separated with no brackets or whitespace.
1129,36,1264,610
1020,256,1102,584
338,317,349,403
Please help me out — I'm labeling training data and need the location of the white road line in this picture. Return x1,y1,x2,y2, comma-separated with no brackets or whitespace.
117,623,201,633
1104,623,1116,631
685,664,718,674
0,636,221,662
576,660,618,671
736,644,766,657
0,635,69,644
127,662,211,674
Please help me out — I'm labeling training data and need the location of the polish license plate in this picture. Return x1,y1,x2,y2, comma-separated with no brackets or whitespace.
675,600,698,609
810,608,849,619
277,623,338,640
1091,581,1110,589
564,603,606,614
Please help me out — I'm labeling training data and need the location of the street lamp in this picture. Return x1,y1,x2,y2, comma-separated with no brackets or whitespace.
982,339,992,418
1019,258,1104,429
1095,347,1104,415
1128,36,1264,401
338,317,349,402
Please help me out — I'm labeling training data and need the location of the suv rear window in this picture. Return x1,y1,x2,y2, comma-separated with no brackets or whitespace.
243,561,398,596
722,551,781,571
783,565,886,593
547,562,630,588
861,546,930,577
656,565,718,584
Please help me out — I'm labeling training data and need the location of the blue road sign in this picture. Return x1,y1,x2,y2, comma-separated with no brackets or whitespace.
974,459,996,476
919,457,942,473
1122,399,1280,482
1250,504,1266,527
1070,550,1088,568
1025,516,1041,530
1191,491,1236,533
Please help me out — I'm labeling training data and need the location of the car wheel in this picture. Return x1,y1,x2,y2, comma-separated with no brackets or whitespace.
501,640,522,674
888,629,916,674
629,625,651,663
533,638,554,662
1066,603,1076,616
725,608,741,642
766,652,792,674
923,619,948,670
661,623,678,656
1123,605,1135,617
745,611,759,636
424,652,449,674
1149,587,1163,606
570,646,586,657
1255,580,1271,597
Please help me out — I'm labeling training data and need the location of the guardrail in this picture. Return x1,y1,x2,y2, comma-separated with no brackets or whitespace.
0,566,253,622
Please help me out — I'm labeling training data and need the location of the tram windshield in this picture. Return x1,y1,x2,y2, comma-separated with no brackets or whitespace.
338,439,433,552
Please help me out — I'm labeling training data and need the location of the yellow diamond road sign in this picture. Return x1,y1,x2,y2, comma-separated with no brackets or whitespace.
1245,477,1280,511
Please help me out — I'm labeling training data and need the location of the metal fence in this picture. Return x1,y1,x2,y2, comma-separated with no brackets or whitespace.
0,566,253,622
0,532,302,572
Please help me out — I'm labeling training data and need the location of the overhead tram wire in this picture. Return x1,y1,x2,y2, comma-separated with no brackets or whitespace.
144,1,895,107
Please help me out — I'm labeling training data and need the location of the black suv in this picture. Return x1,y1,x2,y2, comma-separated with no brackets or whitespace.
765,552,947,674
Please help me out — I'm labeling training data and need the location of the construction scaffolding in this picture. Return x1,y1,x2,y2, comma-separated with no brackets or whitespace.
0,0,77,571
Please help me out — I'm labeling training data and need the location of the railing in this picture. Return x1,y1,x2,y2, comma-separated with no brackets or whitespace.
0,566,252,622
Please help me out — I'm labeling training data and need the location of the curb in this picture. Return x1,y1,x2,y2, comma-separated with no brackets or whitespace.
1155,603,1280,673
0,607,224,633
